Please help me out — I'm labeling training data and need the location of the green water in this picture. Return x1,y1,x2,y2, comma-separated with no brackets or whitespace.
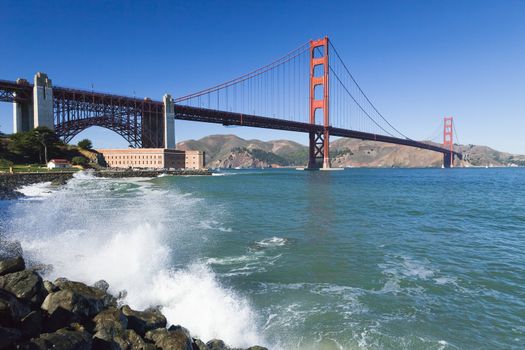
1,168,524,349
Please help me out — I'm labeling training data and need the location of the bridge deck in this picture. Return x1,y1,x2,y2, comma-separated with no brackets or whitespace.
175,105,462,158
0,79,461,158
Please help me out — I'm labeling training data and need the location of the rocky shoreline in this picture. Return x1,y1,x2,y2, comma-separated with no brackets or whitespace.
0,253,267,350
0,173,75,199
0,169,212,200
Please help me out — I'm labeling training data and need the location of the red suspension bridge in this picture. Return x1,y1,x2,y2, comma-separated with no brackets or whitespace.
0,36,462,168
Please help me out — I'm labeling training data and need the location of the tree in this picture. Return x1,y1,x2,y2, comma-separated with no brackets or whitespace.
9,127,62,164
77,139,93,150
71,156,88,166
32,127,60,164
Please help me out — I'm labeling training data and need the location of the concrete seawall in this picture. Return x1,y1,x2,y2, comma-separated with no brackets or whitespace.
93,169,212,178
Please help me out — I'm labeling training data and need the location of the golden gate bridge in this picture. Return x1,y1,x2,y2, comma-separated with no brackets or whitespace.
0,36,462,168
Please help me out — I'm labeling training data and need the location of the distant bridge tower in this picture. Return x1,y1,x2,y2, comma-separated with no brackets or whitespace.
308,37,330,169
443,116,454,168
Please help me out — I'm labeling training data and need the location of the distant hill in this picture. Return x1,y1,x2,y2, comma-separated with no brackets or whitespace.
176,134,525,168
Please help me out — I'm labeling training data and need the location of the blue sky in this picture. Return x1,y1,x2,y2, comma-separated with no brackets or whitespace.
1,0,524,152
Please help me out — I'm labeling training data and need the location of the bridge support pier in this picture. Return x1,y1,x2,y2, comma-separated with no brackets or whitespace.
307,129,331,169
163,94,175,149
33,72,54,129
443,152,454,168
13,98,33,133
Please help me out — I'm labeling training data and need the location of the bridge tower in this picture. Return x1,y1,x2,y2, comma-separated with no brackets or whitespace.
163,94,175,148
308,37,330,169
443,116,454,168
33,72,54,129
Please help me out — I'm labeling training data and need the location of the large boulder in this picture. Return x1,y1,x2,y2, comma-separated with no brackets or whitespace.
0,289,31,326
121,305,166,336
0,326,22,349
92,307,128,349
0,270,46,307
19,310,42,338
206,339,230,350
41,280,116,331
54,279,116,308
126,329,157,350
19,327,92,350
145,326,193,350
0,257,25,276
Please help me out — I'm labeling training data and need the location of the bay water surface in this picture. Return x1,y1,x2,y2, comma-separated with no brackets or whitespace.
0,168,523,349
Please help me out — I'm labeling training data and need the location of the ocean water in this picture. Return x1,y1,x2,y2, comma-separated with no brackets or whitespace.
0,168,524,349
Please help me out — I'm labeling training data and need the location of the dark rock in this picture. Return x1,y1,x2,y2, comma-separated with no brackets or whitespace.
0,289,31,326
0,257,25,276
121,305,166,336
0,326,22,349
93,280,110,293
192,338,209,350
0,270,46,307
246,347,268,350
92,307,128,348
20,310,42,338
145,327,193,350
19,327,92,350
206,339,230,350
41,281,116,331
54,279,116,307
126,329,156,350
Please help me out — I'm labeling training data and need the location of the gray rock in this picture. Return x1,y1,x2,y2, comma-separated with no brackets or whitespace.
121,305,166,336
145,327,193,350
43,280,58,293
0,257,25,276
0,326,22,349
192,338,209,350
93,280,110,293
0,270,46,306
0,289,31,326
246,347,268,350
20,327,92,350
206,339,230,350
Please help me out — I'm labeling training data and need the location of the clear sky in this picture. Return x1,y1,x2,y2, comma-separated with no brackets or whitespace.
1,0,524,152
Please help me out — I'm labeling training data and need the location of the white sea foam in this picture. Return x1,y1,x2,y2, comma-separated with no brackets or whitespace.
254,237,288,248
4,175,264,348
16,181,54,199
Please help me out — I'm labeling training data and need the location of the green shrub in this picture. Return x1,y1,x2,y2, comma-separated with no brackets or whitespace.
71,156,88,166
0,158,13,167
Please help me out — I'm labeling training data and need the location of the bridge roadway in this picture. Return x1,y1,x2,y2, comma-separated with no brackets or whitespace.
175,105,462,158
0,79,461,159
